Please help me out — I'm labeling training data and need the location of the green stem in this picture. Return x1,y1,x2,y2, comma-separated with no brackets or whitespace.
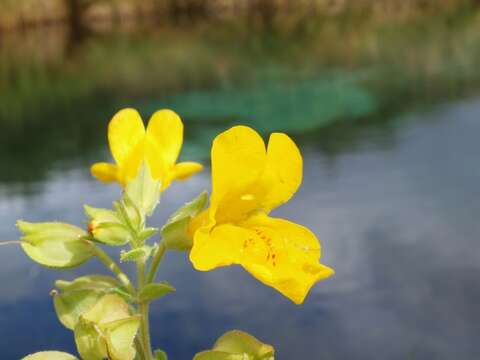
87,242,135,294
135,337,146,360
137,260,153,360
146,242,166,284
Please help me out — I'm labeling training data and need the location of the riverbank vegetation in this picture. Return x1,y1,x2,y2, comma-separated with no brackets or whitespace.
1,1,480,185
0,0,477,31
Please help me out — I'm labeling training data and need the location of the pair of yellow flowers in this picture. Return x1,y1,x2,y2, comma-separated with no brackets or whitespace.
91,108,334,304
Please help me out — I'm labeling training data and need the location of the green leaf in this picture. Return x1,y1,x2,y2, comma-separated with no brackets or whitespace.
22,352,78,360
120,245,154,262
161,191,208,251
85,205,132,246
194,330,274,360
125,163,161,217
53,275,119,330
17,220,92,268
138,227,159,242
154,349,168,360
138,282,176,302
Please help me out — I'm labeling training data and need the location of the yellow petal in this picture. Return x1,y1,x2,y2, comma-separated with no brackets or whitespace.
260,133,302,212
91,163,118,183
116,139,145,185
211,126,266,209
189,210,333,304
145,109,184,181
172,162,204,180
189,223,247,271
240,213,334,304
108,108,145,166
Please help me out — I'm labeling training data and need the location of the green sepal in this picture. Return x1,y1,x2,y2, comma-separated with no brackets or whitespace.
113,199,141,235
154,349,168,360
120,245,155,262
84,205,118,223
193,351,246,360
125,163,161,217
52,275,120,330
194,330,274,360
138,282,176,303
22,352,78,360
74,318,108,360
104,316,141,360
119,193,143,230
74,294,140,360
162,191,208,251
214,331,274,359
17,220,93,268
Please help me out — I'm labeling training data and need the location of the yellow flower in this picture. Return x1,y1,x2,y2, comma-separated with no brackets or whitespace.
91,108,203,189
189,126,334,304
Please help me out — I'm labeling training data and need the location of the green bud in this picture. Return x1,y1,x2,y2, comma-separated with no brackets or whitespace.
22,352,78,360
74,294,140,360
52,275,119,330
194,330,274,360
85,205,131,246
138,282,176,303
124,163,161,217
162,191,208,251
17,220,92,268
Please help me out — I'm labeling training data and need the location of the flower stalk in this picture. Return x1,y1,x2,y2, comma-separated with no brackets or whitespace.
87,241,135,294
137,260,153,360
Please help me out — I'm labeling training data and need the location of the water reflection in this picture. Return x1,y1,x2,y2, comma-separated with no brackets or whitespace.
1,98,479,358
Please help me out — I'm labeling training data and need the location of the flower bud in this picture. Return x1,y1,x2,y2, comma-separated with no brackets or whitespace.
84,205,132,246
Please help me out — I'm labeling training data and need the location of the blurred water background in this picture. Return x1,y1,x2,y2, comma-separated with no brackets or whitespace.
1,1,480,359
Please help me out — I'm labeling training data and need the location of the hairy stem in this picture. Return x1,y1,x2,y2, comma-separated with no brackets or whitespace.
87,242,135,294
146,242,166,284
